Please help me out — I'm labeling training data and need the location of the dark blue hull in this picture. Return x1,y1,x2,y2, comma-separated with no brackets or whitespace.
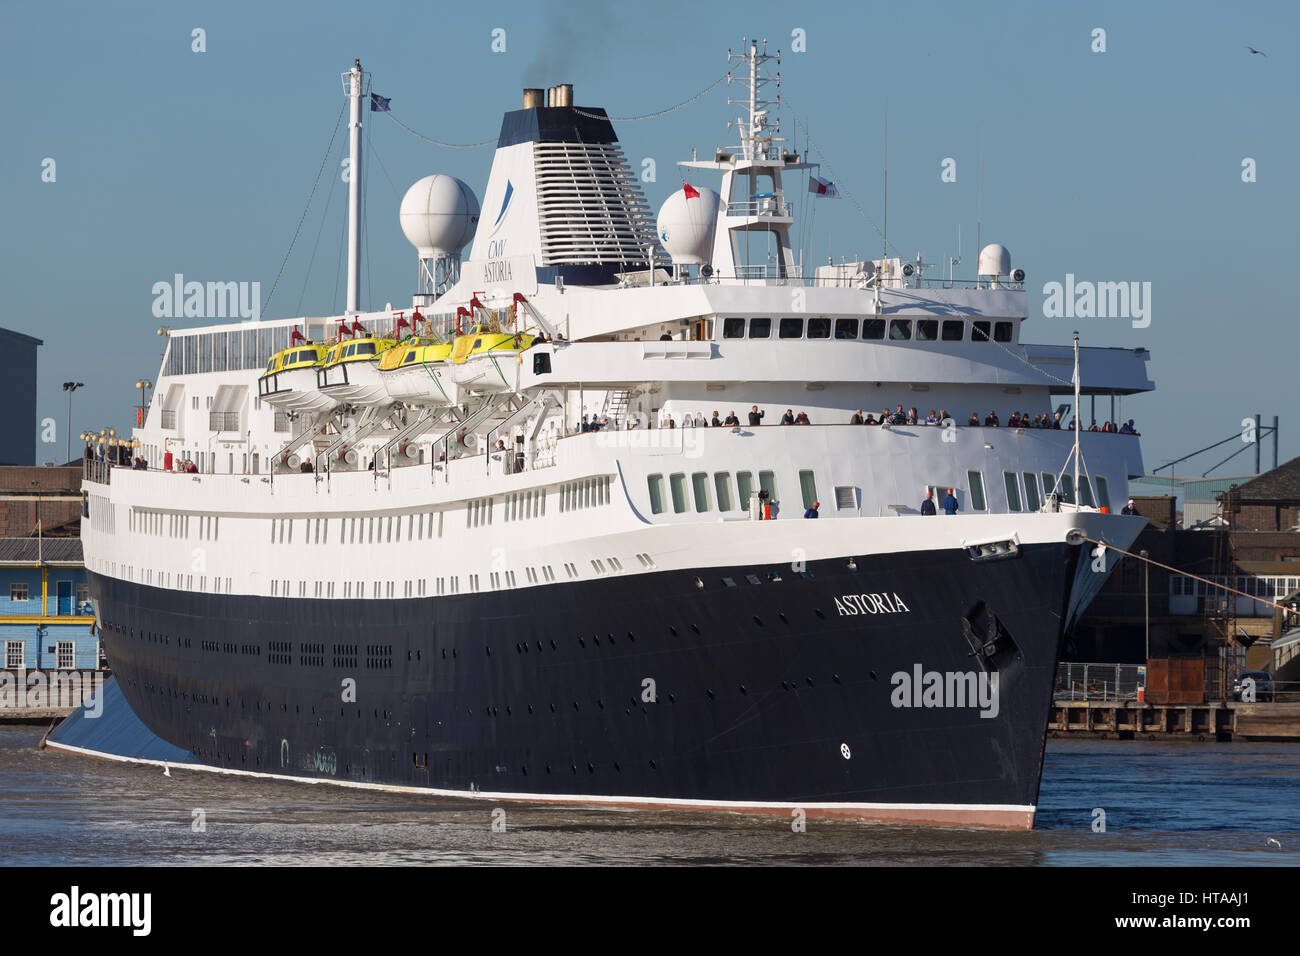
89,541,1083,827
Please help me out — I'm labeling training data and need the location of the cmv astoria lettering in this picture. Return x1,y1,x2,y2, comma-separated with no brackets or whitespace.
833,592,911,616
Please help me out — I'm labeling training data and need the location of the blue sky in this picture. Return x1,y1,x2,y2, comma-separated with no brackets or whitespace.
4,0,1296,474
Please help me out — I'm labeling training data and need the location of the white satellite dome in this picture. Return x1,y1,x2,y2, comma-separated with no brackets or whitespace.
656,187,720,265
977,243,1012,277
399,175,480,257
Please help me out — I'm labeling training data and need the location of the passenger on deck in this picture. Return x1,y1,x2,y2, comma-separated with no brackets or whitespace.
803,500,820,519
725,410,740,426
907,407,918,425
748,406,765,426
968,412,980,426
920,492,937,515
984,411,999,427
694,412,706,428
864,414,877,425
781,409,795,425
711,411,722,427
942,489,959,515
794,411,810,425
1121,499,1138,515
926,409,938,425
892,405,907,425
850,409,864,425
1052,412,1063,429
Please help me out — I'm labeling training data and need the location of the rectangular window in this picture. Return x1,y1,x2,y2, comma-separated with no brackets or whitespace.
915,319,938,342
888,319,912,341
723,317,746,338
736,471,755,509
6,640,24,668
861,318,885,340
1078,476,1095,508
714,472,734,512
669,473,688,514
1022,472,1041,512
1003,472,1022,512
972,321,991,342
994,321,1013,343
778,317,804,339
647,474,666,514
57,641,75,669
1095,476,1111,511
691,472,711,512
1058,473,1075,504
941,320,964,341
967,471,987,511
806,317,831,339
10,583,27,602
748,317,771,339
833,318,859,339
1041,472,1056,497
758,470,778,501
798,470,818,511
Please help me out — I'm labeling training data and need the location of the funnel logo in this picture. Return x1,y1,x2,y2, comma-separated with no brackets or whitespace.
489,180,514,237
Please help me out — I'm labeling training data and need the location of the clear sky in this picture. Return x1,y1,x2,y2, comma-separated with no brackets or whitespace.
4,0,1296,474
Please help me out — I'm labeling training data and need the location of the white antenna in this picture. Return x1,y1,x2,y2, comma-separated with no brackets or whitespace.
882,91,888,262
1073,330,1081,502
727,39,781,161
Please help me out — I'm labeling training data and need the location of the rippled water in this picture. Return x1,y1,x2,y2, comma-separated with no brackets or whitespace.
1,727,1295,865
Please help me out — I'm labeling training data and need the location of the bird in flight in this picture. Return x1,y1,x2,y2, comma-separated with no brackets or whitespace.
1245,45,1267,57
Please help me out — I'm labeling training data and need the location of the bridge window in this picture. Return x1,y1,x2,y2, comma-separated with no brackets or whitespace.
758,470,778,501
723,318,746,338
834,318,859,339
1004,472,1022,512
1078,476,1095,508
799,470,818,510
941,320,964,341
994,321,1013,343
888,320,912,341
736,471,755,507
807,317,831,339
748,317,771,339
861,319,885,340
916,320,938,342
1057,474,1076,504
669,473,688,514
692,472,711,513
972,321,991,342
967,471,987,511
714,472,734,512
1041,472,1056,498
1022,472,1041,512
647,474,666,514
1095,476,1111,510
779,317,804,339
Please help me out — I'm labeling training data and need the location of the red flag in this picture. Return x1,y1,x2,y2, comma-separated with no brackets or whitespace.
683,182,700,199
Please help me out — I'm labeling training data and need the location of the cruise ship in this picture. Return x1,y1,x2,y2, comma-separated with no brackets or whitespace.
56,44,1154,828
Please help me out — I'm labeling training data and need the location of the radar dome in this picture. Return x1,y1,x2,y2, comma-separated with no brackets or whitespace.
399,175,480,256
656,187,720,265
977,243,1011,277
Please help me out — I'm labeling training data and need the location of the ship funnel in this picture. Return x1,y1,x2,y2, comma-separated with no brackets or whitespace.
554,83,573,107
523,88,544,109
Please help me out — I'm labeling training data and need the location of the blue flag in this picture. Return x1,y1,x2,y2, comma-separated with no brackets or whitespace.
369,93,391,112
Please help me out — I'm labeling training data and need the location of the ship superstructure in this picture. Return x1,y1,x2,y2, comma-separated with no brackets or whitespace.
68,45,1153,828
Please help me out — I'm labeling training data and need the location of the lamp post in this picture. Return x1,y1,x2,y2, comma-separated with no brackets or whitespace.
1140,549,1150,664
62,382,84,464
136,379,153,426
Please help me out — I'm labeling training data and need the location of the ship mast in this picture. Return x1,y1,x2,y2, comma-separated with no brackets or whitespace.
343,59,369,314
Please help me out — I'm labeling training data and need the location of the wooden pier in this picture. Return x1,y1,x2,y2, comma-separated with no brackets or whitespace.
1047,700,1300,741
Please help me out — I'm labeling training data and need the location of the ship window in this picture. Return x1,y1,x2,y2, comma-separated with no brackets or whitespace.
357,342,377,355
916,320,939,342
807,317,831,339
647,474,666,514
402,352,418,365
967,471,987,511
888,320,912,341
799,470,818,510
1041,472,1056,498
1022,472,1041,512
941,320,964,341
748,317,771,339
669,473,688,514
759,470,778,501
833,318,858,339
387,516,394,541
343,344,355,357
1058,474,1075,504
994,321,1013,343
779,317,804,339
1078,476,1095,508
1004,472,1022,512
714,472,734,512
972,321,991,342
692,472,711,512
736,471,755,507
1095,476,1111,510
861,318,885,340
723,318,746,339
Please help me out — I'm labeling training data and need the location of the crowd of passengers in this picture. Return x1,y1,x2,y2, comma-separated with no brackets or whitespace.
575,407,1139,434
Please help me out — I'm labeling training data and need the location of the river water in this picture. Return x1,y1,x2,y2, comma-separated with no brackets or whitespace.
1,727,1294,865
